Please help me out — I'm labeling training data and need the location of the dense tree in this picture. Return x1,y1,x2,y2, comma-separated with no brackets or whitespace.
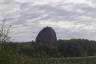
19,39,96,58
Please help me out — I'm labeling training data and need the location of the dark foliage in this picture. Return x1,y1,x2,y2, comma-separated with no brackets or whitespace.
19,39,96,58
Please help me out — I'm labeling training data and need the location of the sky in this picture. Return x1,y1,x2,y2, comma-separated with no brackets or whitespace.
0,0,96,42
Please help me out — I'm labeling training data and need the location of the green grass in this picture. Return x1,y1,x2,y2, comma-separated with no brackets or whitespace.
0,43,96,64
25,56,96,64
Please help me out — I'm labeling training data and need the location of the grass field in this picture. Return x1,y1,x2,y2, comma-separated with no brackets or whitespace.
25,56,96,64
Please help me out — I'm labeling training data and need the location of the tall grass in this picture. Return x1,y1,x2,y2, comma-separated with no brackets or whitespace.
26,56,96,64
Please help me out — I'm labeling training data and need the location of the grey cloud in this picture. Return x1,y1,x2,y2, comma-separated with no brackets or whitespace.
12,3,96,41
1,0,96,42
22,4,95,22
56,27,96,40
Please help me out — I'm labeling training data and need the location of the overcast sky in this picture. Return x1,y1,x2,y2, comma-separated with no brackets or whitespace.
0,0,96,42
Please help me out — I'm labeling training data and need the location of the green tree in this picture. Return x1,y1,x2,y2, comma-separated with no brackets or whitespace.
0,20,17,64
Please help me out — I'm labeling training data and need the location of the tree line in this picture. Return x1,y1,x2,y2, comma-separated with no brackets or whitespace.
19,39,96,58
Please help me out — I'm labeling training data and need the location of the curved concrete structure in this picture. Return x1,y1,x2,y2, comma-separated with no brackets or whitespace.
36,27,57,43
